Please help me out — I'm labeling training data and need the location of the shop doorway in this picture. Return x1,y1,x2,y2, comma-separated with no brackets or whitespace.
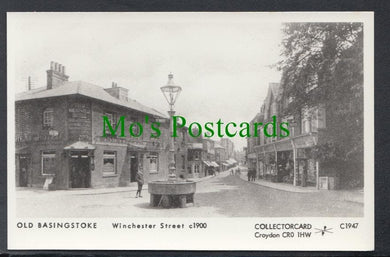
18,155,30,187
69,151,91,188
130,153,138,182
277,151,294,184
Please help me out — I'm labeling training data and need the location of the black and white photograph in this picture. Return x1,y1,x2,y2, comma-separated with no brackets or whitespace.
7,12,374,251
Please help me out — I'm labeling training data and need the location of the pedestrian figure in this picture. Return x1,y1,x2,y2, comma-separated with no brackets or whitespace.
135,170,144,198
247,169,251,181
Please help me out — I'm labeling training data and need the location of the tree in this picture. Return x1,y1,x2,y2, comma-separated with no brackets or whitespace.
278,23,364,188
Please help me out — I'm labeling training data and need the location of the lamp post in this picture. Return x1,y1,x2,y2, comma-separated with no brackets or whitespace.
160,73,182,181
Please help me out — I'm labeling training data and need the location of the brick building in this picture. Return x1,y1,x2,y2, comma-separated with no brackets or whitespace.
15,62,172,189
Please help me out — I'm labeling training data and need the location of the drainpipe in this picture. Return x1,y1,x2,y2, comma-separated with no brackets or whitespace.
273,143,277,180
291,139,297,186
312,133,319,189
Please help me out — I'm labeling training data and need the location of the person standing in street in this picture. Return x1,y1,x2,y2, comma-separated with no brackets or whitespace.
135,170,144,198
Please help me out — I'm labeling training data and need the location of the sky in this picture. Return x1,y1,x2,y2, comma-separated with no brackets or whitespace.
8,12,283,150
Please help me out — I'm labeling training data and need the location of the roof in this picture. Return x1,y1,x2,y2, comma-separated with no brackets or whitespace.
251,112,264,123
16,81,167,118
269,82,281,96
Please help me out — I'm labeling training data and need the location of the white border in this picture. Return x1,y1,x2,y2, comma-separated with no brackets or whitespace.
7,12,374,251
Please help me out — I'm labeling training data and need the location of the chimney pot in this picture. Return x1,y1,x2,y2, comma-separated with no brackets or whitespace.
47,62,69,89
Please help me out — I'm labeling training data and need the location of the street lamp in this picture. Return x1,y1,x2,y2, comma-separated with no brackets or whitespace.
161,73,182,181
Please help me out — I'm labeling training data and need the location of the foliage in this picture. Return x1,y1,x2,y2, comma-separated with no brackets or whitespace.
278,23,364,168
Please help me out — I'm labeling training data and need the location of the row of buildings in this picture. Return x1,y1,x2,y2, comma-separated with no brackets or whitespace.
15,62,237,189
246,82,335,190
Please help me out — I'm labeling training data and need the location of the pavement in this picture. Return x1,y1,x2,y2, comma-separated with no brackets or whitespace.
237,168,363,204
15,168,363,218
15,174,217,197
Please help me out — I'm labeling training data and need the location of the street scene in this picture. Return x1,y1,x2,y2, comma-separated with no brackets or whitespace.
16,166,363,218
11,14,365,217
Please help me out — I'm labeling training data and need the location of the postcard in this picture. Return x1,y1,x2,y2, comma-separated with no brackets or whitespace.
7,12,374,251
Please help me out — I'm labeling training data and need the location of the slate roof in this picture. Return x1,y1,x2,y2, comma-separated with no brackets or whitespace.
15,80,167,118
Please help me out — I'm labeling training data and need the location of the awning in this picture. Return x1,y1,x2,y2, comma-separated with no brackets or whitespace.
127,142,147,151
188,143,203,150
203,161,212,166
223,159,237,165
210,161,219,167
228,158,237,164
64,141,95,150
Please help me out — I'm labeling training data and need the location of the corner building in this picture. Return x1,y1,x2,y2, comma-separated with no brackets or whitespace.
15,62,170,189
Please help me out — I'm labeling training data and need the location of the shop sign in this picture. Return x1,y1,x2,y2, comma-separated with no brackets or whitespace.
68,103,90,119
16,132,62,143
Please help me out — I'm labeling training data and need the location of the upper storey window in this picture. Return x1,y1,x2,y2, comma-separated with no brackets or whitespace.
43,108,54,128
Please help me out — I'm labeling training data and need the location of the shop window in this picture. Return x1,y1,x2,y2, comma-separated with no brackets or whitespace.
103,151,116,176
149,153,158,173
41,151,56,175
42,108,54,128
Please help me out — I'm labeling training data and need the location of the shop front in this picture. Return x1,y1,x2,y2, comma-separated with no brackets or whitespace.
64,141,95,188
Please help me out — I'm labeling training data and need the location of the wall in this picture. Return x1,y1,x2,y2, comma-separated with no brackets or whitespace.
90,100,170,184
15,97,70,189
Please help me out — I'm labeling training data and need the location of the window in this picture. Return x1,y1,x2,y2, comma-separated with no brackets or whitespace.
41,151,56,175
194,164,200,173
306,73,319,93
43,108,54,128
103,151,116,176
181,155,185,169
194,151,200,160
149,153,158,173
317,107,326,129
104,112,115,125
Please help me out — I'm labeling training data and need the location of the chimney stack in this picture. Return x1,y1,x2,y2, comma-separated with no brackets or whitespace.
104,82,128,101
46,61,69,89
